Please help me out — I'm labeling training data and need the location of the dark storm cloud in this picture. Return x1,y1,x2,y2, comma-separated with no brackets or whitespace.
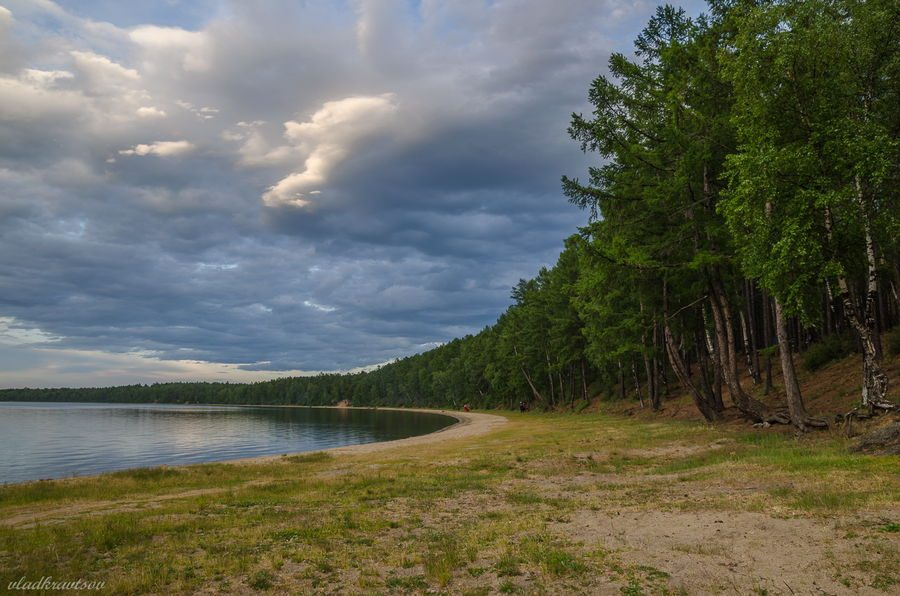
0,0,701,387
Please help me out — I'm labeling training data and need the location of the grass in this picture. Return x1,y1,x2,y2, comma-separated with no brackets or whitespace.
423,532,462,586
0,410,897,593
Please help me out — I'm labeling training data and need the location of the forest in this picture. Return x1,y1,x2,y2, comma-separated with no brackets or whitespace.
2,0,898,430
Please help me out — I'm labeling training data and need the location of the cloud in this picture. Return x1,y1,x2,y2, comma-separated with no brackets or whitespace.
0,316,61,346
257,94,399,207
118,140,196,157
0,74,84,121
0,5,19,72
0,341,319,389
136,105,166,118
303,300,337,313
70,50,139,85
20,68,75,87
129,24,210,72
0,0,705,387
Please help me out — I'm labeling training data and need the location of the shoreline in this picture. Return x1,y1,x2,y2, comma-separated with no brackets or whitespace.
1,405,508,486
229,408,508,463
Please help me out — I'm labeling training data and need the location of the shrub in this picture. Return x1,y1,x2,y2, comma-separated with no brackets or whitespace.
802,334,854,371
248,570,274,590
887,329,900,357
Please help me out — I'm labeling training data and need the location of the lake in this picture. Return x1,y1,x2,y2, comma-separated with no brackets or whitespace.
0,402,455,484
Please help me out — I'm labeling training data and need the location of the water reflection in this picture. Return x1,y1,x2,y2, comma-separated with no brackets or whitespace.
0,402,454,484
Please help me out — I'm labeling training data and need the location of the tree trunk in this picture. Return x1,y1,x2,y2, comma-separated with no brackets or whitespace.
581,359,588,402
632,360,644,408
653,320,663,407
665,320,718,421
746,279,762,382
514,345,543,404
824,200,892,409
762,290,774,395
774,297,826,429
701,307,725,411
696,339,718,411
642,349,656,410
545,351,555,406
520,366,543,403
657,322,669,397
558,368,565,406
739,310,759,384
709,275,783,423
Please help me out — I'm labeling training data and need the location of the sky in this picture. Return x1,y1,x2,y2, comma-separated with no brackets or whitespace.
0,0,706,388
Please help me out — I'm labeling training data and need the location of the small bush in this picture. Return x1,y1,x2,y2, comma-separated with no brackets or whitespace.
886,329,900,357
803,334,853,371
248,570,275,591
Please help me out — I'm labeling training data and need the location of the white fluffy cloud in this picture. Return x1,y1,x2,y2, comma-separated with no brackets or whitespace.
20,68,74,87
0,74,84,120
259,94,399,207
70,50,139,87
118,140,196,157
136,105,166,118
129,25,211,72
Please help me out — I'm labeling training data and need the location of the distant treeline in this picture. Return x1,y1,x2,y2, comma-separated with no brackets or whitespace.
3,0,898,427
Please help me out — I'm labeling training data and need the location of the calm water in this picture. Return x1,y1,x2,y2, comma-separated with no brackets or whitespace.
0,402,455,484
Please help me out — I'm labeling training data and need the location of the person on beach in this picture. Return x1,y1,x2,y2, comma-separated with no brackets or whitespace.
463,404,470,412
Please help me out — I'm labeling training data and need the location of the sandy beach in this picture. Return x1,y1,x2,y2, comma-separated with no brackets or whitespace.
325,409,508,456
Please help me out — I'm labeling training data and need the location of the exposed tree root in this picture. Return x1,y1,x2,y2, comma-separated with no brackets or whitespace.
837,403,898,440
848,415,900,455
750,408,790,427
793,416,829,430
748,406,828,430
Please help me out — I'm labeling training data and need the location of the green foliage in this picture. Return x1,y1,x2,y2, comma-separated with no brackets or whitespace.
720,0,899,321
1,0,896,420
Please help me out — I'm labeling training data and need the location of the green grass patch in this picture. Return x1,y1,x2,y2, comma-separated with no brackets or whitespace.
520,535,587,577
789,489,864,512
422,532,462,587
385,574,428,591
283,451,333,464
495,552,523,577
